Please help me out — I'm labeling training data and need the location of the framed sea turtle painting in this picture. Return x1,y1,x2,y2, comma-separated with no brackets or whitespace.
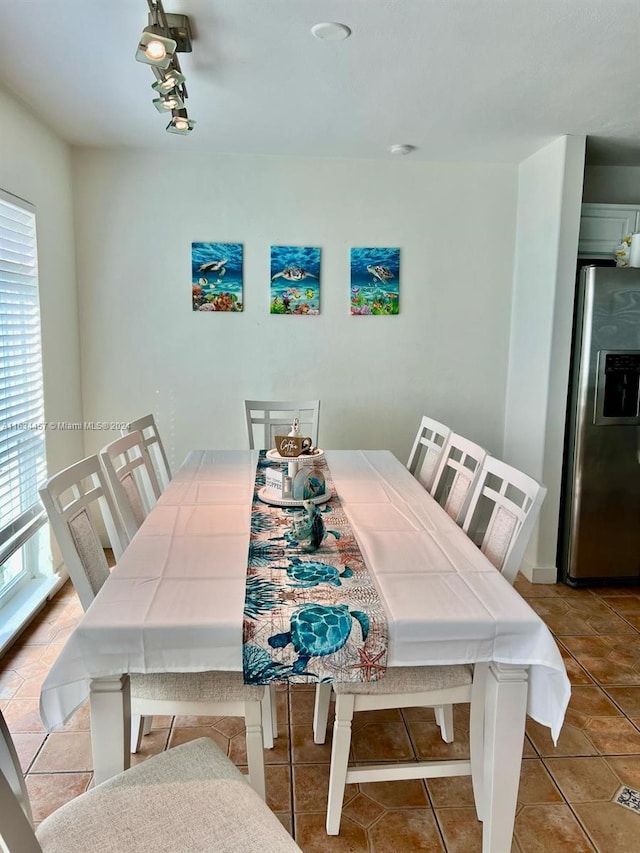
270,246,320,315
192,241,243,312
350,247,400,315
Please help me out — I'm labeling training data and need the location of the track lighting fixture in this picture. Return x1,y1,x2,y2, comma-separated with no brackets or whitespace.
166,109,196,134
135,0,195,134
136,26,177,68
153,91,185,112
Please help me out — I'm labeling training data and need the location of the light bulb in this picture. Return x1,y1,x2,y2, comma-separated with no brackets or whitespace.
175,118,189,131
145,40,167,61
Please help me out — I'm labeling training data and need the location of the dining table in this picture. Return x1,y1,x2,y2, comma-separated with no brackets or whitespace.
40,449,570,852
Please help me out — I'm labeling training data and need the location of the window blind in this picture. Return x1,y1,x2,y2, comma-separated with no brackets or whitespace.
0,189,46,561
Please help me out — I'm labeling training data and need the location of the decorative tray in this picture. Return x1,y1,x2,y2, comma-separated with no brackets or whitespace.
266,448,324,464
257,487,331,508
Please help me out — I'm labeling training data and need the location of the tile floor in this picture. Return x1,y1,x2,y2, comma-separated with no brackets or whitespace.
1,575,639,851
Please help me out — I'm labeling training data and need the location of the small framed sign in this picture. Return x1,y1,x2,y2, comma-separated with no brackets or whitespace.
265,467,286,497
274,435,312,457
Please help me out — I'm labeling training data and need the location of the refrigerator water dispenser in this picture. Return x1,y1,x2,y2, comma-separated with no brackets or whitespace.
594,350,640,424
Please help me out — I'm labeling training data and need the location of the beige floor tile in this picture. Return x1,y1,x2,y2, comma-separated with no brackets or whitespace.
11,731,46,772
294,812,369,851
525,718,597,758
583,717,640,754
536,612,597,636
169,725,229,754
435,807,482,853
427,775,476,809
26,772,92,823
544,756,620,802
291,723,335,764
605,686,640,717
569,685,623,717
16,619,61,646
289,686,319,724
351,719,415,763
600,597,640,616
275,812,293,834
408,720,471,762
517,758,564,804
342,792,386,828
0,669,24,700
558,650,594,686
2,697,46,732
13,668,49,698
31,731,93,773
584,612,638,635
572,801,640,853
368,808,445,851
266,763,292,813
604,754,640,788
2,643,45,672
228,724,290,765
361,778,430,809
130,727,171,765
293,763,331,812
514,804,595,852
61,701,91,732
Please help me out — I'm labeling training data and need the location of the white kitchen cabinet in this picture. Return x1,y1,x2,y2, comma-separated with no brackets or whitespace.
578,204,640,258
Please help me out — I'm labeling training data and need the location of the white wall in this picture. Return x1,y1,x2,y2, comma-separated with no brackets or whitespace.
72,150,518,468
583,166,640,203
0,88,83,502
504,136,586,581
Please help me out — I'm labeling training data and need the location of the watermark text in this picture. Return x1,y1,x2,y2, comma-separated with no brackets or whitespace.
0,421,130,432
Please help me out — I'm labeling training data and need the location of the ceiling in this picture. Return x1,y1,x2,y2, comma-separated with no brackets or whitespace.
0,0,638,165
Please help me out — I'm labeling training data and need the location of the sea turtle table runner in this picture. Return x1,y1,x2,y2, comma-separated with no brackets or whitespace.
243,453,389,684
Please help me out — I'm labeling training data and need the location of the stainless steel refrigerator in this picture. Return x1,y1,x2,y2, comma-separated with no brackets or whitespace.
560,265,640,586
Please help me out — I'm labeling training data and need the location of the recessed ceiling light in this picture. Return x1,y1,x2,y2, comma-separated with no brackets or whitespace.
311,22,352,41
390,144,416,156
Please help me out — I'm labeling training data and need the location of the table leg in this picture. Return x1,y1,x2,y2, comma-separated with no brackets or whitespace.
89,675,131,785
482,662,528,852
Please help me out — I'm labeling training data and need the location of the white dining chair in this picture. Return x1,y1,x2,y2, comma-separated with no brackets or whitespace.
39,456,268,798
244,399,320,449
123,413,172,490
430,432,487,523
0,710,301,853
99,430,162,541
316,456,549,827
406,415,452,490
315,665,485,835
461,455,547,585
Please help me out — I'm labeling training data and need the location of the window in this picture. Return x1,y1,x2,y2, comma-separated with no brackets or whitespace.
0,189,48,605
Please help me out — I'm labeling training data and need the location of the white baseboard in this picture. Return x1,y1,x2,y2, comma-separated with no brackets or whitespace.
520,563,558,584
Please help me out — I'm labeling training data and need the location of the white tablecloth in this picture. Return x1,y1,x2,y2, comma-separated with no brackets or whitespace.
40,450,570,741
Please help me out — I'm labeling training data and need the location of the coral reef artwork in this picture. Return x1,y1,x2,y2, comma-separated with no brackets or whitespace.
270,245,320,315
350,247,400,315
192,241,243,312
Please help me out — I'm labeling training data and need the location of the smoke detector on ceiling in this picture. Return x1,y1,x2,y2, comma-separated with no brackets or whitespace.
390,144,416,156
311,22,352,41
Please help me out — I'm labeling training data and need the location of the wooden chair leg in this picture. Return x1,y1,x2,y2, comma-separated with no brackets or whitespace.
313,683,332,744
326,694,355,835
261,685,277,749
130,715,153,753
434,704,454,742
270,684,278,739
130,715,144,754
244,700,266,800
